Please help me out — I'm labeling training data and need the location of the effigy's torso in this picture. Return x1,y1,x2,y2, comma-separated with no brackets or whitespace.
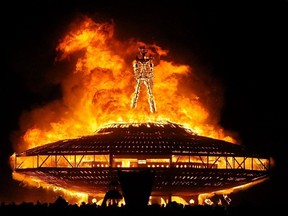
134,58,153,80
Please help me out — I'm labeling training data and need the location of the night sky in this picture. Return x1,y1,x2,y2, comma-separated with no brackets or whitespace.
2,0,288,206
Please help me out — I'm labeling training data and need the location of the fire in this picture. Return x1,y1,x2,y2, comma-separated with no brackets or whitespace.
13,16,236,153
12,171,89,205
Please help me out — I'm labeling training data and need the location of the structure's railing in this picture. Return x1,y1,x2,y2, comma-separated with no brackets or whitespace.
14,154,270,171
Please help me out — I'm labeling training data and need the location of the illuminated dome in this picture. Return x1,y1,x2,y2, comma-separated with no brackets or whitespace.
12,122,271,202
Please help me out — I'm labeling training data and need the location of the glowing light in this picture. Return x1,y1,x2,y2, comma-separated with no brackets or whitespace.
172,196,188,205
189,199,195,205
223,194,232,204
204,198,213,205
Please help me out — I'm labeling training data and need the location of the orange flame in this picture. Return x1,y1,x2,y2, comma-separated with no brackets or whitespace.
14,16,237,152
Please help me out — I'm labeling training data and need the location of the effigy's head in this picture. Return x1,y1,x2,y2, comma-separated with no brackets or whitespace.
138,46,148,56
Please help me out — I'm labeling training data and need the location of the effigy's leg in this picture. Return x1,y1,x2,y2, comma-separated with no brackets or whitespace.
145,80,156,113
131,80,141,109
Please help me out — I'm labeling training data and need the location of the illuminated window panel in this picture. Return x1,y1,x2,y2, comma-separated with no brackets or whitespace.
244,157,253,170
253,158,269,171
113,158,138,168
15,156,37,169
56,155,74,168
234,157,245,169
39,155,56,168
79,155,110,168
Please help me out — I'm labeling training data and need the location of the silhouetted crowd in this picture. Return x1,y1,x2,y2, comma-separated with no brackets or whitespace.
0,196,278,216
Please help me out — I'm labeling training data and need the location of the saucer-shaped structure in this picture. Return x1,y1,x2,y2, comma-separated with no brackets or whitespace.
13,122,271,198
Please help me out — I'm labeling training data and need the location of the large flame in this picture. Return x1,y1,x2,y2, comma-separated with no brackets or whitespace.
13,16,236,152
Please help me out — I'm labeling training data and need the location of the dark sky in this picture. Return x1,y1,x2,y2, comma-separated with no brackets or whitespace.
2,0,288,205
